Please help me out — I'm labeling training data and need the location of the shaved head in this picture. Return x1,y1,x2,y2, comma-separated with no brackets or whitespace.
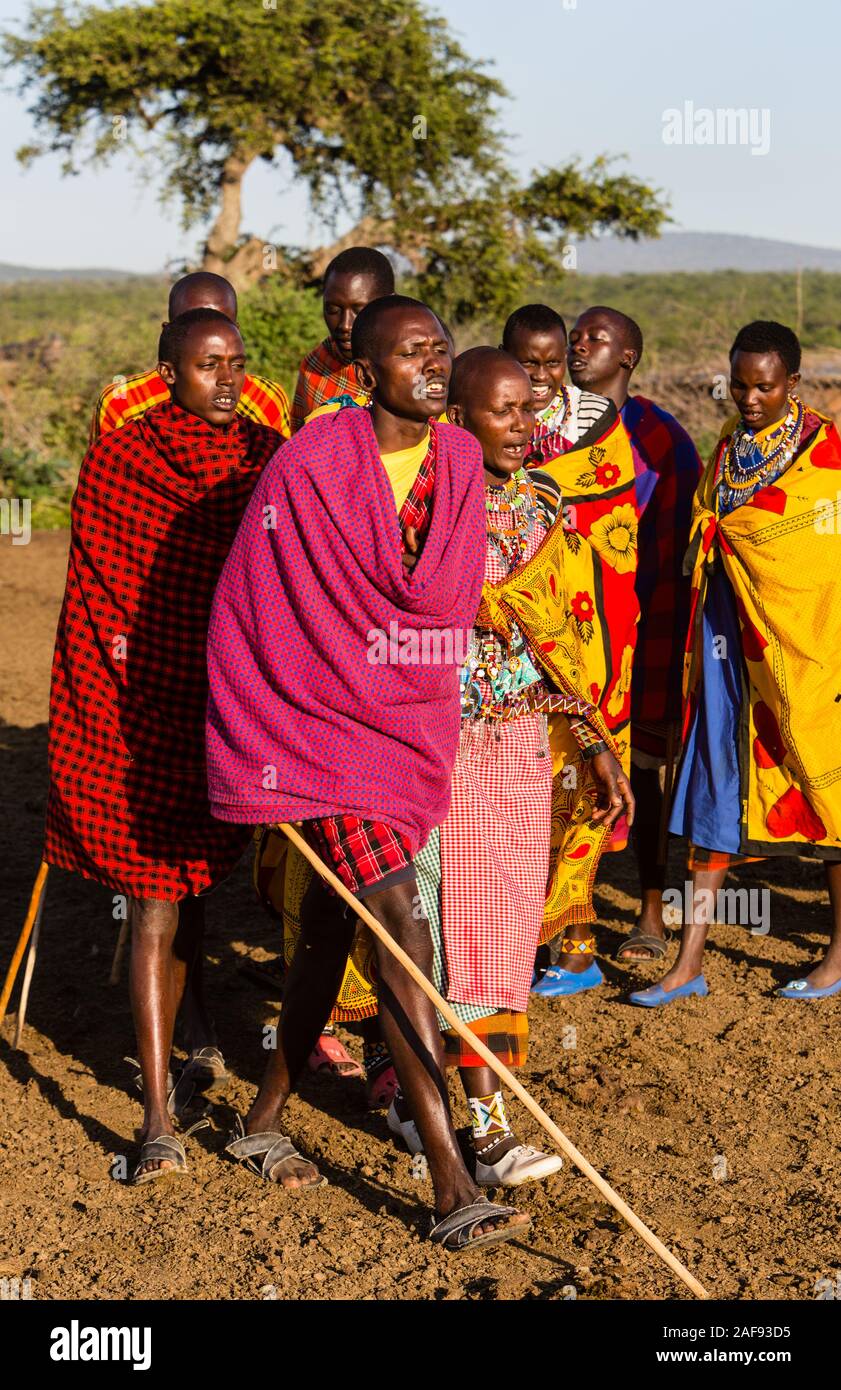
168,271,238,322
449,346,529,407
448,348,534,481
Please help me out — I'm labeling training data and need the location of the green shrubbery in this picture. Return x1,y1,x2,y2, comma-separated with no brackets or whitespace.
4,268,841,529
236,278,324,385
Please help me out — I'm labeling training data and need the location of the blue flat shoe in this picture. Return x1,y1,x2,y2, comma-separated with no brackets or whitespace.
530,961,604,998
629,974,708,1008
775,975,841,1000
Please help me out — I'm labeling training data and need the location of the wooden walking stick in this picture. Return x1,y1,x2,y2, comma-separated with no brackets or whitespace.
0,860,50,1032
657,722,678,868
279,821,709,1301
109,919,130,986
13,877,47,1048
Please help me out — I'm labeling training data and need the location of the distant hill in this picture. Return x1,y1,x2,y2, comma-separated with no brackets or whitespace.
569,232,841,275
0,262,145,283
5,231,841,282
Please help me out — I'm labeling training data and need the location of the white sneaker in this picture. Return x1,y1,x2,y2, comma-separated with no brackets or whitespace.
475,1142,563,1188
386,1099,423,1155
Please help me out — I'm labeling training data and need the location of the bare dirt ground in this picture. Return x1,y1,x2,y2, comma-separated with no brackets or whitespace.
1,533,839,1303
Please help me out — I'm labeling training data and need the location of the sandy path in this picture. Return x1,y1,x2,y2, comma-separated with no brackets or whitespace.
0,534,838,1301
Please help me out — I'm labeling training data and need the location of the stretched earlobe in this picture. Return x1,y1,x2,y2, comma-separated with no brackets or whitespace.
354,358,377,394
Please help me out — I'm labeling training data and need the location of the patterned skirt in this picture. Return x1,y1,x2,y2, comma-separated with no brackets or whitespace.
440,713,554,1014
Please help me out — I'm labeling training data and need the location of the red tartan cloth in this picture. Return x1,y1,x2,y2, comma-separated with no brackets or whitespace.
622,395,702,726
45,400,281,899
303,816,414,895
291,338,367,431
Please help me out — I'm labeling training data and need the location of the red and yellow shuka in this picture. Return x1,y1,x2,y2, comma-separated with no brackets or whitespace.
481,413,641,933
683,410,841,855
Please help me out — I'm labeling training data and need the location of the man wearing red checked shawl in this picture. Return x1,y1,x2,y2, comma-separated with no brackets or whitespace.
45,308,281,1184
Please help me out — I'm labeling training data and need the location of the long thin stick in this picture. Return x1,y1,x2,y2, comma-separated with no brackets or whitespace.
13,885,46,1048
657,722,678,867
109,919,130,986
0,861,49,1030
279,821,709,1301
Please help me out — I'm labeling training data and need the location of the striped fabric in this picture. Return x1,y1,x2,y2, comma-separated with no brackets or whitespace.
89,367,291,443
291,338,369,431
528,385,613,462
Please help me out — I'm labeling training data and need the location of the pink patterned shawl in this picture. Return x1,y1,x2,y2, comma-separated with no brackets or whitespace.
206,407,485,852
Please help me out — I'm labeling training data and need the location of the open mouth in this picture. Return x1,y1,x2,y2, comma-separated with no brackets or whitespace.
531,383,552,400
424,379,447,398
568,358,588,372
213,395,236,410
502,441,525,457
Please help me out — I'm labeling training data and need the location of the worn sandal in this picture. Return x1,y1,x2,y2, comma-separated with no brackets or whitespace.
131,1119,209,1186
615,928,670,962
224,1113,327,1188
308,1030,364,1080
428,1198,531,1251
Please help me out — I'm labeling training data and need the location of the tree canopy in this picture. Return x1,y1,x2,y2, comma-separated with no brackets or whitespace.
4,0,669,316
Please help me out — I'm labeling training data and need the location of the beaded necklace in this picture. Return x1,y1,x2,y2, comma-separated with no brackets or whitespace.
534,386,570,436
527,387,572,465
719,396,804,514
485,468,538,568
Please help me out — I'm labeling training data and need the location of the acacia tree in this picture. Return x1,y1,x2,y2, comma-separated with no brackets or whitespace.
4,0,669,311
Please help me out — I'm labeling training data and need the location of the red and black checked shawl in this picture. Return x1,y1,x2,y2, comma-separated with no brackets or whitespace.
622,395,702,726
290,338,368,431
45,400,281,899
89,368,291,444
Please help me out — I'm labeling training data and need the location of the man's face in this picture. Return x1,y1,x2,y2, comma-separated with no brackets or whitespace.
323,271,383,364
159,322,246,425
358,307,451,422
567,312,630,390
729,350,798,431
452,363,535,480
505,326,567,409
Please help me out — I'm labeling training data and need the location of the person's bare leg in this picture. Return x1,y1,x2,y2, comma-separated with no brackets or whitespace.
244,876,355,1187
796,862,841,987
651,864,728,991
623,764,667,958
130,896,199,1176
368,880,523,1234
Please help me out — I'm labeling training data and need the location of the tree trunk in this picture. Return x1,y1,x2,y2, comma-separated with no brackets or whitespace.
201,151,262,294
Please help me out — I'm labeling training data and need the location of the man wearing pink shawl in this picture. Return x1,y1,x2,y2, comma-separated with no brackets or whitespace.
207,297,532,1251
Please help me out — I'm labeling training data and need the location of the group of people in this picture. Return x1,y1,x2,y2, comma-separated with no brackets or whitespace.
42,245,841,1253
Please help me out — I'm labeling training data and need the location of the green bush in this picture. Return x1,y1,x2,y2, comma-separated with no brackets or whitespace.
237,277,324,394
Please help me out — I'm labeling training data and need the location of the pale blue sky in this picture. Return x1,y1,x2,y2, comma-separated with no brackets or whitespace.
1,0,838,271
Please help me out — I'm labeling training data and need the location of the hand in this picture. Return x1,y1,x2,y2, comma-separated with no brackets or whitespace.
589,749,635,830
402,524,420,573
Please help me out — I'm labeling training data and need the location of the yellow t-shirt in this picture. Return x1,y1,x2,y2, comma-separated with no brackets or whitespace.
380,431,430,515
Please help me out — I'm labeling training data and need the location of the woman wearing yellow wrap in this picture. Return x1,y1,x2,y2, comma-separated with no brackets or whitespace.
633,321,841,1006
